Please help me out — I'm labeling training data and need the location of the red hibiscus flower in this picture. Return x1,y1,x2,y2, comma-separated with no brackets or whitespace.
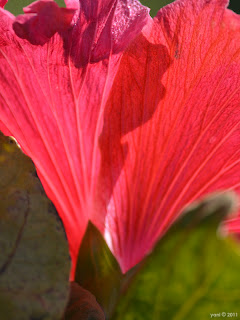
0,0,239,279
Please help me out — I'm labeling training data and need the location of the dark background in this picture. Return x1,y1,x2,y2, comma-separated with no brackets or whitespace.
228,0,240,14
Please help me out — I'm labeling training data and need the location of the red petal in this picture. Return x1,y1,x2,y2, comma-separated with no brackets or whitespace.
0,0,149,278
97,0,240,272
0,0,7,8
13,0,76,45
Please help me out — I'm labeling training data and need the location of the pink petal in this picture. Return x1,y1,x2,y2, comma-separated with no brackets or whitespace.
64,0,79,9
0,0,149,278
97,0,240,272
222,218,240,234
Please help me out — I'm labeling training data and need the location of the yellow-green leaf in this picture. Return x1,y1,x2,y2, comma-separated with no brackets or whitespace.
114,193,240,320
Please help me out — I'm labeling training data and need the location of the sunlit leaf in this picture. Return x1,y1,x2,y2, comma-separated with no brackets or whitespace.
114,193,240,320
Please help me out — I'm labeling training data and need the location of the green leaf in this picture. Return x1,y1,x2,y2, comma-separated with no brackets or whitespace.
0,132,70,320
75,222,142,319
114,192,240,320
75,222,124,319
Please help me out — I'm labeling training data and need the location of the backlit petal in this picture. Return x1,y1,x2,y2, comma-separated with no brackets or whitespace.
0,0,149,278
97,0,240,272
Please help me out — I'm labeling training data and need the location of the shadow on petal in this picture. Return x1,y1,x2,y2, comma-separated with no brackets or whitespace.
95,32,173,238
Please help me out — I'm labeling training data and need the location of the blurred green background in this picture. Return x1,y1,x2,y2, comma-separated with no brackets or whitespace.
5,0,240,17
